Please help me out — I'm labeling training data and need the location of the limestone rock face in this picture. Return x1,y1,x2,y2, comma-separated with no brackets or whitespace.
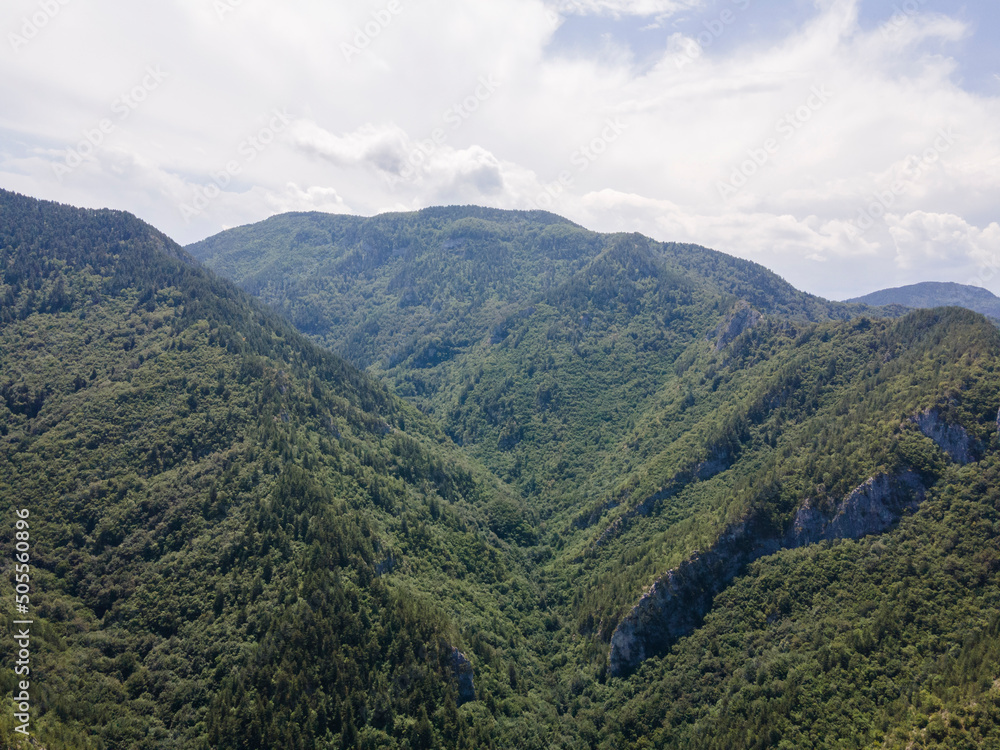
608,515,780,677
711,301,763,351
911,407,981,464
608,470,926,677
694,448,731,480
450,647,476,705
788,470,925,546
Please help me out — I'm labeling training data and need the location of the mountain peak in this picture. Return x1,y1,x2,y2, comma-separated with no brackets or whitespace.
847,281,1000,321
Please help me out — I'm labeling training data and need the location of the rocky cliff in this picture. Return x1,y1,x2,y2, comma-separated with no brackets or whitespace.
607,514,781,677
608,470,926,677
710,301,763,351
450,647,476,705
911,407,981,464
787,471,925,545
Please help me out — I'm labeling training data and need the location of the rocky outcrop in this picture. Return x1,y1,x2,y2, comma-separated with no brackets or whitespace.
608,515,781,677
695,448,731,480
374,553,396,576
911,407,981,465
710,301,762,351
787,470,924,545
450,647,476,705
608,470,926,677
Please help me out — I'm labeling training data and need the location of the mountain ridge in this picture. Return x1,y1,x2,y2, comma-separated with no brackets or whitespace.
187,203,1000,747
848,280,1000,321
0,188,546,749
3,191,1000,748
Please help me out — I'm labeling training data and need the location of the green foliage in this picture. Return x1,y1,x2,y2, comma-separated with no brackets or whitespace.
192,206,1000,748
3,192,1000,749
188,209,874,513
0,191,535,749
591,457,1000,749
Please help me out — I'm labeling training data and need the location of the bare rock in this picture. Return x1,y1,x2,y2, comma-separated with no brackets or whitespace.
608,515,779,677
450,647,476,705
911,407,981,464
710,301,762,351
608,470,925,677
788,470,925,546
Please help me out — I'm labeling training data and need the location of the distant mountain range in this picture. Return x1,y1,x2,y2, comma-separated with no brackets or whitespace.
848,281,1000,321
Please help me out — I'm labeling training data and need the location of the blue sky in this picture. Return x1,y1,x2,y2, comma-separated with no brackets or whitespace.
1,0,997,299
551,1,998,89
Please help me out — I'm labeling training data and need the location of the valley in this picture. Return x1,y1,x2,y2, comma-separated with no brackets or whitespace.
1,192,998,748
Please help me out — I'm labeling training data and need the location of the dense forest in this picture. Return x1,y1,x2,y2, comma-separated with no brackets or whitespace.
0,191,541,749
0,192,998,748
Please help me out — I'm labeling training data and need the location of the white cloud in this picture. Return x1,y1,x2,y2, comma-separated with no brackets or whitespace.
888,211,1000,278
552,0,701,17
265,183,351,216
290,121,410,174
287,119,517,203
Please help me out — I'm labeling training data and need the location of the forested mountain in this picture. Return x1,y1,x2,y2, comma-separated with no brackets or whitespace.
1,193,998,750
191,207,1000,748
188,209,885,511
189,208,861,376
848,281,1000,322
0,191,545,749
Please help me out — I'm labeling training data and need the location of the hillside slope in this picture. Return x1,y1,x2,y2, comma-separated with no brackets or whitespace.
2,194,998,748
189,206,1000,749
0,190,547,749
189,209,863,369
189,209,891,513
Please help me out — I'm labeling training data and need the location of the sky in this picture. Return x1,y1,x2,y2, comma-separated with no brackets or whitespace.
1,0,997,300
